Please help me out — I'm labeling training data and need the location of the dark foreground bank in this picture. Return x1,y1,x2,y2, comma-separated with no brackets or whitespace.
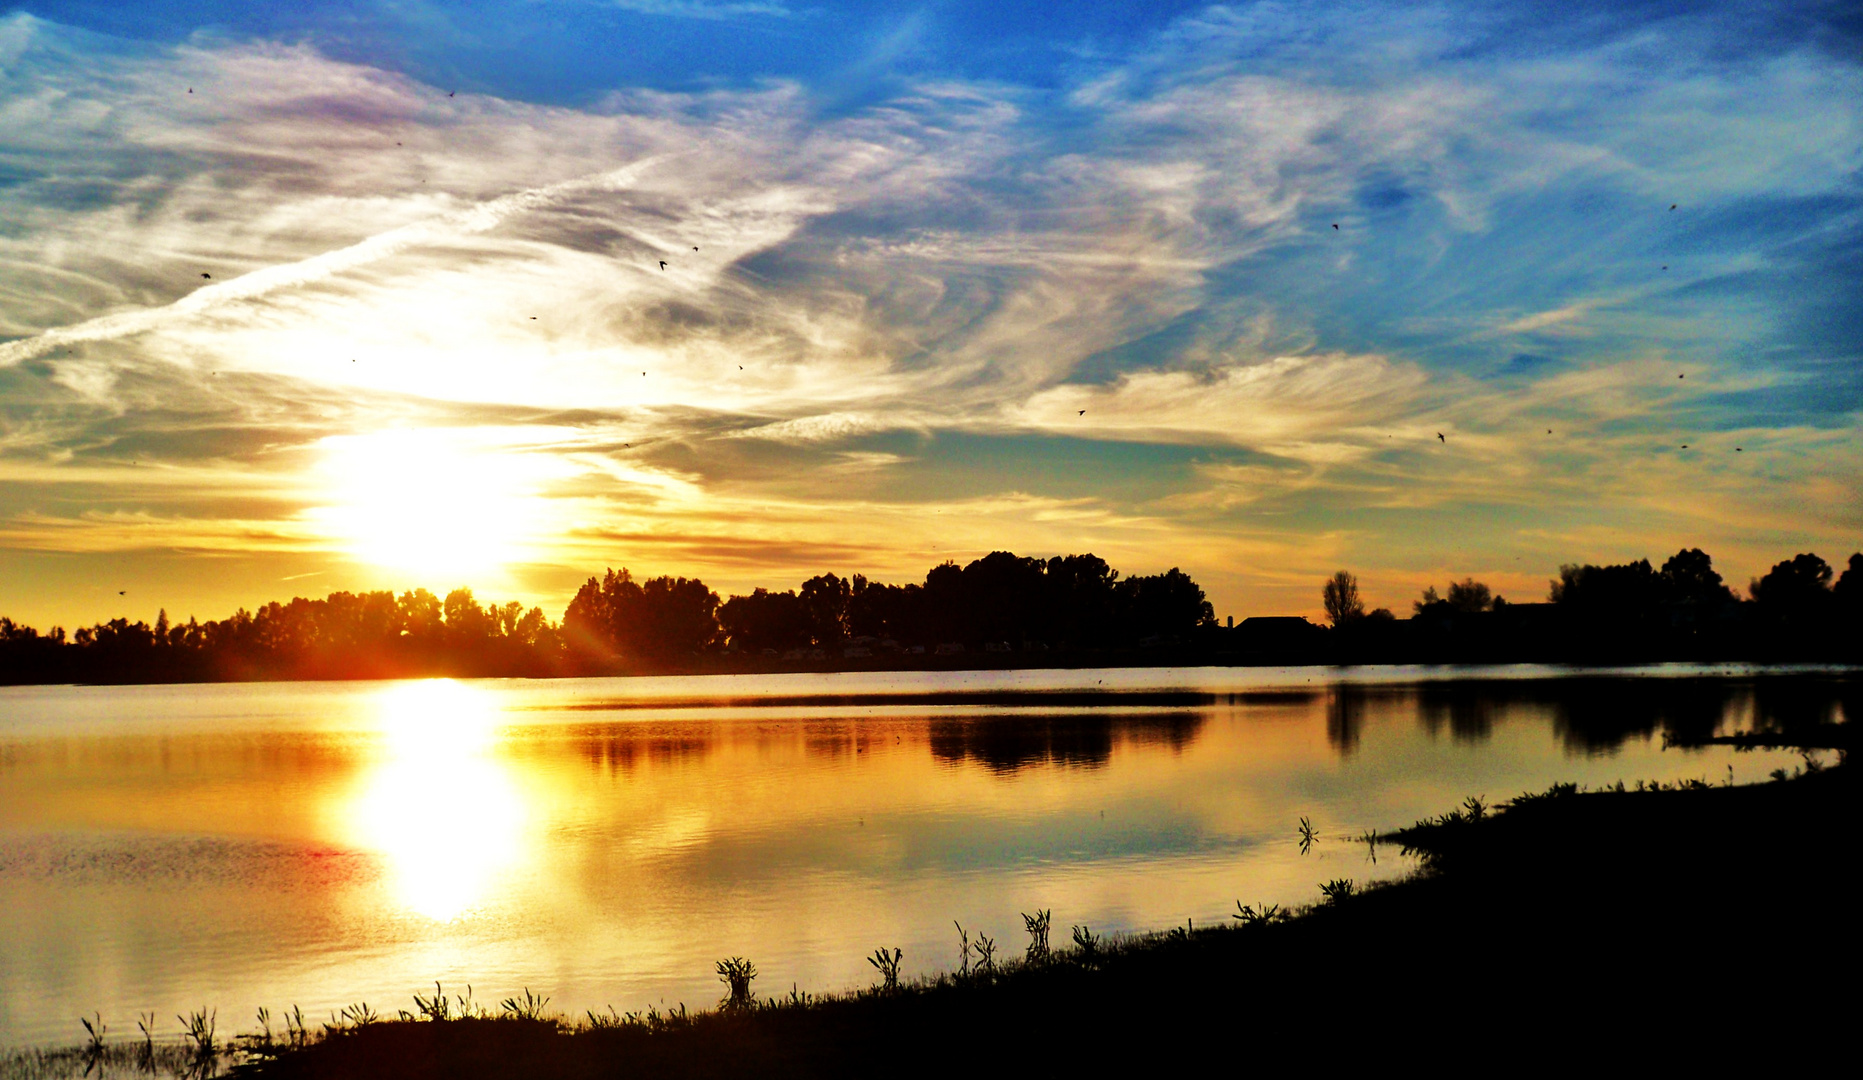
218,748,1854,1078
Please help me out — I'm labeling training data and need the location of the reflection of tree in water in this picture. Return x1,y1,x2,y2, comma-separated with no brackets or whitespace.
1406,679,1782,754
1326,687,1368,756
1546,679,1739,754
928,712,1204,773
1751,678,1845,736
1418,685,1498,745
566,725,714,776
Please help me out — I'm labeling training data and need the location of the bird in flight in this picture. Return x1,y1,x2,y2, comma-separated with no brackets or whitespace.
118,590,126,596
187,88,193,94
1682,444,1689,449
448,91,456,97
1678,373,1684,378
693,246,699,251
1437,432,1445,443
1332,223,1339,230
659,261,667,270
1669,204,1677,210
200,272,211,279
1547,429,1552,434
1078,410,1086,416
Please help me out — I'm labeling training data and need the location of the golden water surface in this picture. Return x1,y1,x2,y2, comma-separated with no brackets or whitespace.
0,666,1840,1048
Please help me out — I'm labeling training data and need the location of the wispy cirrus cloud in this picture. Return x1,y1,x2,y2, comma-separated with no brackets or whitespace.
0,2,1858,627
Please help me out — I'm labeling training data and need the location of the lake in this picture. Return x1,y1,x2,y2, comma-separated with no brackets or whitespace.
0,664,1847,1049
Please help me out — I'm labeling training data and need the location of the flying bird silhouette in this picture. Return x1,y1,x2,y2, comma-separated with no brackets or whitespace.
200,273,211,279
1332,223,1339,230
1682,444,1689,449
118,590,125,596
1669,204,1677,210
448,91,456,97
1437,432,1445,443
1678,373,1684,378
1078,410,1086,416
659,261,667,270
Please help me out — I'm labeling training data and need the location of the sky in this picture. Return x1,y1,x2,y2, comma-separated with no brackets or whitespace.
0,0,1859,629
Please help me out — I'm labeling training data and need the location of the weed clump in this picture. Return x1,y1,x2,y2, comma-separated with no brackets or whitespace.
867,948,903,993
715,959,757,1013
1021,910,1052,966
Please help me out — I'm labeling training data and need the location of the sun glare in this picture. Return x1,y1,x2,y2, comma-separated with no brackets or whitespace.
347,680,526,921
309,428,559,581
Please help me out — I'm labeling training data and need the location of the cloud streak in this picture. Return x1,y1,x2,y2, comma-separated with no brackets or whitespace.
0,3,1858,628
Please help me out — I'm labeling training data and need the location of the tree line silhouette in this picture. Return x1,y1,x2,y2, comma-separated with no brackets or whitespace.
2,546,1858,683
1321,547,1863,662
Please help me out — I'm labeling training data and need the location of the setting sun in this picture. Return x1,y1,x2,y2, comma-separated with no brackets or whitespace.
307,429,561,582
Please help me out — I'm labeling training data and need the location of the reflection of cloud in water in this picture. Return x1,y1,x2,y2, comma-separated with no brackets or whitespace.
347,680,525,921
927,712,1204,773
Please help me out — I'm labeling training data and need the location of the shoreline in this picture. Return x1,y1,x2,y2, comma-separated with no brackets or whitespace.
7,656,1861,692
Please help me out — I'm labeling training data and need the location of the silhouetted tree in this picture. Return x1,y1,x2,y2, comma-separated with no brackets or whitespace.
798,574,853,644
1750,553,1834,627
1322,571,1364,627
719,588,811,652
564,568,720,666
1446,578,1497,612
1659,548,1735,607
1835,553,1863,613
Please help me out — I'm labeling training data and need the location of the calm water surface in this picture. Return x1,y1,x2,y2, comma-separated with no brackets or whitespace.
0,665,1849,1047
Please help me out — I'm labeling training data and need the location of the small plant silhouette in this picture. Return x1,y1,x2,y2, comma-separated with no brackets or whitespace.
715,958,757,1013
1298,816,1319,854
867,947,903,993
338,1002,380,1028
1318,878,1357,903
179,1007,217,1067
137,1011,157,1064
954,922,971,978
415,982,470,1022
971,932,998,979
246,1005,274,1053
1070,924,1101,966
1462,795,1487,820
79,1013,106,1058
500,988,550,1021
1022,909,1052,965
1233,901,1281,925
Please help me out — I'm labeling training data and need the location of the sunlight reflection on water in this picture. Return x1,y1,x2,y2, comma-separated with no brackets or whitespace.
344,682,524,922
0,665,1849,1048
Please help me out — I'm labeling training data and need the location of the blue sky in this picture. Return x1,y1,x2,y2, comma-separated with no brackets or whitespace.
1,0,1859,626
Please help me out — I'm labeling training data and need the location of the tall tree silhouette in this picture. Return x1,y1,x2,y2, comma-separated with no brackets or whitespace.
1323,571,1365,627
